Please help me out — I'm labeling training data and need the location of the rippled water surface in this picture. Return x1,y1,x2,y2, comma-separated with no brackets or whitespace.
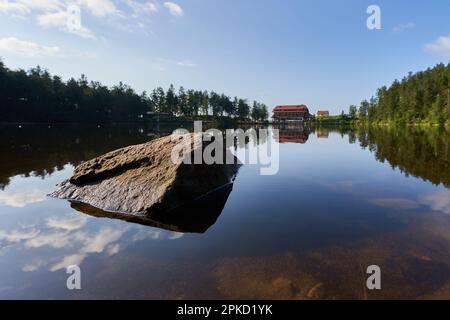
1,124,450,299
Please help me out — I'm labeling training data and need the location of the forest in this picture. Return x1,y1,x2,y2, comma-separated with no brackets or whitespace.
0,59,269,123
349,62,450,125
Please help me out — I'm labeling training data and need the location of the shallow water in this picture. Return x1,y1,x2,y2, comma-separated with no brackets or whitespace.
0,123,450,299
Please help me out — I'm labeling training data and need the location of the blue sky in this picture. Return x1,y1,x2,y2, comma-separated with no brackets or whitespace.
1,0,450,114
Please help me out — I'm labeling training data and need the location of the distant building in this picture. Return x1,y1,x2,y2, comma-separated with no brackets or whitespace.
317,110,330,117
272,105,313,122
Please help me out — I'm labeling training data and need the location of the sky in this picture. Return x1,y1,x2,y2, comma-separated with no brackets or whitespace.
1,0,450,114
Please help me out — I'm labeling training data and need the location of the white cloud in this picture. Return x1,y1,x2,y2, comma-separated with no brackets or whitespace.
2,213,184,274
168,232,184,240
0,0,62,15
420,190,450,214
18,0,62,11
0,228,40,243
0,37,61,57
132,228,161,241
142,1,157,13
46,215,88,231
0,187,49,207
106,243,120,255
0,167,72,208
0,1,99,38
49,227,124,271
80,0,117,17
50,253,87,271
0,212,127,272
0,0,30,14
393,22,415,33
425,35,450,58
6,224,124,271
163,1,183,16
37,10,95,38
1,0,166,39
127,0,157,18
22,259,47,272
25,231,76,248
70,26,96,38
131,227,184,241
82,228,123,253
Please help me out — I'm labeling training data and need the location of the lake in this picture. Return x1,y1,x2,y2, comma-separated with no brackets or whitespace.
0,123,450,299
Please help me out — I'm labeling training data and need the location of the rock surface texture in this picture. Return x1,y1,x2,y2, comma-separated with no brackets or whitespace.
49,133,239,215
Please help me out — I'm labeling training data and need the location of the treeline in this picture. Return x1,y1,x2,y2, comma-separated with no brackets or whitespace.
0,60,269,123
347,62,450,125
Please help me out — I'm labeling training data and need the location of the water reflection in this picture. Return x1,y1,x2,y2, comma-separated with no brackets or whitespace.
70,182,235,233
273,125,312,144
0,165,70,208
1,124,450,299
420,190,450,215
0,205,184,275
0,212,121,272
2,124,450,190
0,123,182,189
355,126,450,187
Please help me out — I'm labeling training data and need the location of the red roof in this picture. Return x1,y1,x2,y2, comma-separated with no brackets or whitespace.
273,105,308,112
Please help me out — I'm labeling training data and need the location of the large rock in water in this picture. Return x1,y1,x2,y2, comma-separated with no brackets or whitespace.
49,133,240,215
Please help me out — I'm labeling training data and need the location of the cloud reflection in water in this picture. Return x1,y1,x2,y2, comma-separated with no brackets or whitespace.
0,213,184,273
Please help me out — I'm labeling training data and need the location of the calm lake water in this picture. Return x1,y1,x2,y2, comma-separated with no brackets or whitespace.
1,123,450,299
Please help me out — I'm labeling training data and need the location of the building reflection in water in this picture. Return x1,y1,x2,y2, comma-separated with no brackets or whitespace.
273,124,312,144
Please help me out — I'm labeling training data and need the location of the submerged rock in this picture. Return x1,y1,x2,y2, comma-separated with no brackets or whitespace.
49,133,240,215
70,182,234,233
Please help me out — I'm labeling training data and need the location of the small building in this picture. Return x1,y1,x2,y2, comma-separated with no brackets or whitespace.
272,105,313,122
317,110,330,117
